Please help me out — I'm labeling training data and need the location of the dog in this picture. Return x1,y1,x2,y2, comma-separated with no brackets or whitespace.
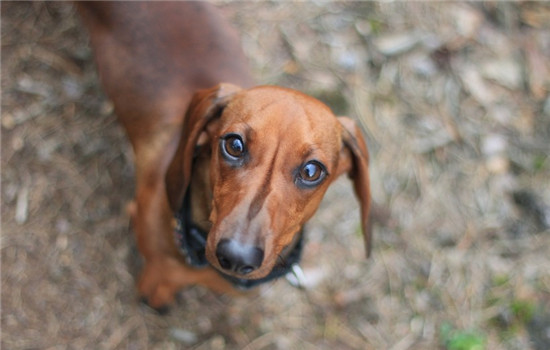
76,1,371,309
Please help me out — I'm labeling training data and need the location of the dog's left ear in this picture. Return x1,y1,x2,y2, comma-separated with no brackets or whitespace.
166,83,242,212
337,117,372,258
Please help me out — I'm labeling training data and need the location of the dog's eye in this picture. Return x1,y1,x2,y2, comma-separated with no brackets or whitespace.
221,134,246,160
301,162,323,181
297,161,327,187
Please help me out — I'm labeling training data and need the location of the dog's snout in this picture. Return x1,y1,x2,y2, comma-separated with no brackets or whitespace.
215,238,264,275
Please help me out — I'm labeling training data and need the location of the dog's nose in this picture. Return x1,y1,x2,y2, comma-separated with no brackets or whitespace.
215,238,264,275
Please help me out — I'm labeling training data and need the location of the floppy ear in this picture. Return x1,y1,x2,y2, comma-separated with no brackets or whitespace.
166,83,242,212
337,117,372,258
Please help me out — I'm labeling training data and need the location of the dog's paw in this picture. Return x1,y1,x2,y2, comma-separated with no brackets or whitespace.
137,256,188,310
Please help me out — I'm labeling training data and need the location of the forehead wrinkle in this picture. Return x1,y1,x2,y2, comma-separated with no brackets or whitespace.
267,100,324,165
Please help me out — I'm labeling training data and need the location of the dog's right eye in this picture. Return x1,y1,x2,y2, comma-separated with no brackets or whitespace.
221,134,246,161
295,160,327,188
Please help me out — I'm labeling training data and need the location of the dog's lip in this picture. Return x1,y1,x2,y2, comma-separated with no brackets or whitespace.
215,266,270,280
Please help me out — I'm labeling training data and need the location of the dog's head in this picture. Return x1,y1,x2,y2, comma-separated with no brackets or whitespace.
167,84,370,280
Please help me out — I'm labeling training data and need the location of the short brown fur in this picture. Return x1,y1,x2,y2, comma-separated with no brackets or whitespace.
77,2,370,309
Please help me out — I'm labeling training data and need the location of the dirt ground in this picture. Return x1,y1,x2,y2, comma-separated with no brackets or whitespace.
2,1,550,349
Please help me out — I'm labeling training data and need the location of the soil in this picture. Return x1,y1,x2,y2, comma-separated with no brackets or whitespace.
2,2,550,349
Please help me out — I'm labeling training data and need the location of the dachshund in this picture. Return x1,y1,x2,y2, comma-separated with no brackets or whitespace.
76,1,371,309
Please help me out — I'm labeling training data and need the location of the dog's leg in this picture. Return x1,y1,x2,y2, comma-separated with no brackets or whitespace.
123,117,239,308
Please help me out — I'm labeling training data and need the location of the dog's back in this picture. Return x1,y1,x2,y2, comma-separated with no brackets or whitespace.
77,2,253,127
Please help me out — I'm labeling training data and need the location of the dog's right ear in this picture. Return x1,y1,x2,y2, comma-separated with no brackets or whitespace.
166,83,242,212
336,117,372,258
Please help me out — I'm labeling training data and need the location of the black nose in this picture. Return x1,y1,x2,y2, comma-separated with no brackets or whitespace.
215,239,264,275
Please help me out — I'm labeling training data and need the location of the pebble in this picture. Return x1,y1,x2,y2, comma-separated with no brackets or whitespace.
481,58,523,90
374,32,422,56
169,328,198,345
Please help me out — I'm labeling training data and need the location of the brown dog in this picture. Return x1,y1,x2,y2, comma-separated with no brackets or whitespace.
77,1,371,309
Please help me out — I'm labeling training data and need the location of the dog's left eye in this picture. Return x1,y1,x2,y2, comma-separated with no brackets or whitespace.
297,161,327,187
221,134,246,161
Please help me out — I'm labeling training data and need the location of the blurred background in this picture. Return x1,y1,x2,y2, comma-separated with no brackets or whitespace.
2,1,549,349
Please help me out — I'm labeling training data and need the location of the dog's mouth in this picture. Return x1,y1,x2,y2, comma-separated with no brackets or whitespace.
205,231,305,285
174,192,304,287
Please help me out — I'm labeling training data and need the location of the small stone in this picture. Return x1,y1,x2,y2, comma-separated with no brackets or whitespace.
460,66,495,106
2,113,16,130
486,156,509,174
374,32,422,56
169,328,198,345
482,134,508,156
481,58,523,90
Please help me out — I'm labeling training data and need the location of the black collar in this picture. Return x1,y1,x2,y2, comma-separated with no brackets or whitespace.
174,188,304,289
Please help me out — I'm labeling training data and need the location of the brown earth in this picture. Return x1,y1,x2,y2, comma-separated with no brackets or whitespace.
2,2,550,349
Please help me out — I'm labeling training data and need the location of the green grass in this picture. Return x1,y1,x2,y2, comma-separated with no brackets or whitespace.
440,323,486,350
